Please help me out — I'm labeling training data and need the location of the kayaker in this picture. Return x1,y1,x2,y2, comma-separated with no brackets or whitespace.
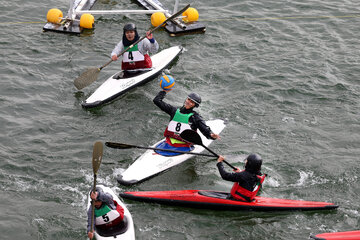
153,90,220,155
217,154,266,202
87,187,125,239
111,22,159,70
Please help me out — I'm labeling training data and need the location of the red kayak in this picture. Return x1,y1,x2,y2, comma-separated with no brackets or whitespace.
120,190,338,211
310,230,360,240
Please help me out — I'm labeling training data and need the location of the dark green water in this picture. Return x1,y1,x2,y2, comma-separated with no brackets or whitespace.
0,0,359,239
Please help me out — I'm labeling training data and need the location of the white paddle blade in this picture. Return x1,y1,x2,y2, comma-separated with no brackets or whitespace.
74,67,100,90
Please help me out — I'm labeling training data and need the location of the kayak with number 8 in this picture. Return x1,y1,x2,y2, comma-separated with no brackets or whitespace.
115,119,226,186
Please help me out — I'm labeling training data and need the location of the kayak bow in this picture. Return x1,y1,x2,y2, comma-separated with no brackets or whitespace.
310,230,360,240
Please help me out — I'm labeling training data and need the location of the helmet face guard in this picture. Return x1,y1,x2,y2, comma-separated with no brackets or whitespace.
187,93,201,107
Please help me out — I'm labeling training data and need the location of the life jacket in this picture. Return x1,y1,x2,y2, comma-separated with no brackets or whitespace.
230,174,266,202
122,44,152,70
164,109,194,147
94,200,124,229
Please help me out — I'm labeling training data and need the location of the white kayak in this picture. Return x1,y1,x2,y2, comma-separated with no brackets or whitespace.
82,45,183,108
87,185,135,240
117,119,226,185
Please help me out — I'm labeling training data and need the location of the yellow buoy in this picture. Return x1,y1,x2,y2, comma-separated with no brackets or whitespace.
182,7,199,23
80,14,94,29
47,8,63,24
151,12,167,27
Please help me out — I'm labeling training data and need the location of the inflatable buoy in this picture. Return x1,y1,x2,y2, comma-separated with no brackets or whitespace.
159,75,175,90
47,8,63,24
151,12,167,27
182,7,199,23
80,13,94,29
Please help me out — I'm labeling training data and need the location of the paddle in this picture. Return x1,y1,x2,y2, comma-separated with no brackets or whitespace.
90,141,103,237
105,141,214,157
74,4,191,90
179,130,237,170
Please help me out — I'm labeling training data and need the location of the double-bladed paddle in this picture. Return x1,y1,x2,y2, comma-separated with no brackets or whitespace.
105,141,214,157
90,141,103,236
179,130,237,170
74,4,191,90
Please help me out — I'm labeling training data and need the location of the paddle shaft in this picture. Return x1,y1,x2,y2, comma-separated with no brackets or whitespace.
179,130,237,170
99,4,190,70
90,141,103,235
90,173,97,234
200,144,237,170
105,141,215,157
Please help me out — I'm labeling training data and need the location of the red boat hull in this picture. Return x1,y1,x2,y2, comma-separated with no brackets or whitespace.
120,190,338,211
311,230,360,240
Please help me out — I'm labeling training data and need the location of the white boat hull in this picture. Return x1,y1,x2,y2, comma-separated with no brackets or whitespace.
117,119,226,185
82,45,183,108
87,185,135,240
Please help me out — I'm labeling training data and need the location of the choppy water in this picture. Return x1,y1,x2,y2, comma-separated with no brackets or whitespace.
0,0,359,239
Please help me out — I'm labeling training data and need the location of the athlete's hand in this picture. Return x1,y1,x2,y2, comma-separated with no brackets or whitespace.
146,31,153,40
111,55,118,61
211,133,220,140
217,155,225,162
88,231,94,239
90,191,98,201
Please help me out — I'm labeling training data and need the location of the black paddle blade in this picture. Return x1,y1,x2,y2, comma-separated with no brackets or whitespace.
92,141,103,174
180,130,203,146
105,142,133,149
74,67,100,90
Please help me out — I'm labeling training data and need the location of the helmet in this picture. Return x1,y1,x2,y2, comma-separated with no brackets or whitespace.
122,23,139,46
187,93,201,107
245,154,262,174
123,23,137,32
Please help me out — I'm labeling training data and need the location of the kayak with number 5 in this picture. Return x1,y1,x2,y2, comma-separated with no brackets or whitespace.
87,185,135,240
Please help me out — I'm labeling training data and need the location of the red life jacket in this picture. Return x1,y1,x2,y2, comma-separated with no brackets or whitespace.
230,174,266,202
121,54,152,70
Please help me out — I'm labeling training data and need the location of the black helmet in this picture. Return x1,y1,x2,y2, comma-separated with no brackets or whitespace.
122,23,139,46
245,154,262,174
187,93,201,107
123,23,137,32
